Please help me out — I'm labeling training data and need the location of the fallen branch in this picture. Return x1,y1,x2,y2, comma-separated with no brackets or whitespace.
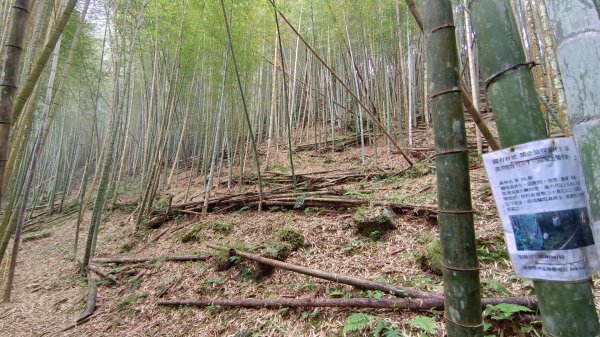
22,232,51,243
87,265,118,284
93,254,210,264
266,197,436,213
157,296,537,311
206,243,437,299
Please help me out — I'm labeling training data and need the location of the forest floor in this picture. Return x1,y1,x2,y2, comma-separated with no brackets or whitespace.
1,124,599,337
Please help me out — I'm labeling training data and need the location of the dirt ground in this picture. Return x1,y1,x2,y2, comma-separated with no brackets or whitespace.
1,127,599,337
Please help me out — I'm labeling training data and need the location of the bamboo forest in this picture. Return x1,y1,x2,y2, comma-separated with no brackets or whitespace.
1,0,600,336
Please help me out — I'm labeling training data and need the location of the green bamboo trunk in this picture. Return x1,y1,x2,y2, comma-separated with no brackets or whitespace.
11,0,78,123
470,1,600,335
0,0,31,200
422,1,483,336
544,0,600,262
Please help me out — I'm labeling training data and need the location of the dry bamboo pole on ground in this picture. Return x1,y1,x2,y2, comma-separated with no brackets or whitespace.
87,265,118,284
93,255,210,264
206,243,438,299
158,296,537,311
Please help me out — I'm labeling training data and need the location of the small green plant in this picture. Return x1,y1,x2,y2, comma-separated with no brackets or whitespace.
279,226,306,251
117,292,148,312
294,194,306,209
372,319,404,337
234,205,251,214
298,282,318,291
328,289,345,298
342,313,372,334
263,244,290,261
408,276,434,286
177,305,192,314
344,239,367,253
303,207,323,216
382,175,405,184
214,249,236,271
484,303,533,320
373,172,388,181
207,278,226,285
386,192,407,202
476,244,509,263
407,315,437,335
181,223,207,243
301,309,319,320
368,230,382,241
129,277,141,291
155,196,173,212
481,278,510,297
213,221,233,234
364,290,383,300
405,162,434,177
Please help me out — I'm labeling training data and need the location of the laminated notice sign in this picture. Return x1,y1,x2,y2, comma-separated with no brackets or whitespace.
483,138,599,281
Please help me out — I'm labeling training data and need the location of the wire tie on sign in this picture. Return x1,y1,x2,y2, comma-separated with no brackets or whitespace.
12,3,30,12
508,139,558,165
442,263,480,272
0,81,18,90
484,61,536,90
445,317,485,330
438,209,473,215
429,88,461,100
425,24,455,37
431,149,468,158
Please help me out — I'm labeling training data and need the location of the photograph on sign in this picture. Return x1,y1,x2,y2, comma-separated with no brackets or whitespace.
510,207,594,251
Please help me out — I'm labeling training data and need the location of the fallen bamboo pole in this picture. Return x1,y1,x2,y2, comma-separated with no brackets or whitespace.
206,244,438,299
93,254,210,264
157,296,537,311
87,265,118,284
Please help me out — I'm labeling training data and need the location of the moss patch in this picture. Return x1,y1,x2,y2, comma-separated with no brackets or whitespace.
352,206,396,239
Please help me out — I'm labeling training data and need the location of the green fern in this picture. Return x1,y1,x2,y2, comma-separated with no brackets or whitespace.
484,303,533,320
294,194,306,209
408,315,437,334
343,313,372,333
372,319,404,337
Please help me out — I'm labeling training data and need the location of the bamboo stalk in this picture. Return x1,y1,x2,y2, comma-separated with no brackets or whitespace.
423,1,483,335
